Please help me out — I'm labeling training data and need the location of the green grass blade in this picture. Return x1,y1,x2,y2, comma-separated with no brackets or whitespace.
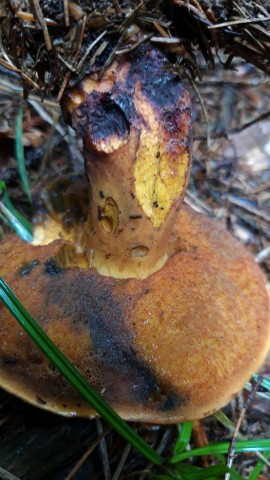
248,453,270,480
151,463,230,480
214,455,244,480
150,475,176,480
173,422,193,455
178,464,230,479
0,180,32,242
15,108,33,207
0,277,163,466
169,440,270,463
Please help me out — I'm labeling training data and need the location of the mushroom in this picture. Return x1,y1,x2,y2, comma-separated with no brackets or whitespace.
0,47,269,424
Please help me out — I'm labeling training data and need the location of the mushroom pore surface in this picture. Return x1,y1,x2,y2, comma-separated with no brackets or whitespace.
0,47,269,423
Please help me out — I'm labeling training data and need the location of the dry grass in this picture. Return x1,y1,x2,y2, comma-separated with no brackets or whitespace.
0,1,269,98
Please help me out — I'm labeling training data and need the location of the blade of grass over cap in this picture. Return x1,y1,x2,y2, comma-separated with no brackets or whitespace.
0,277,163,466
0,180,33,242
15,108,33,208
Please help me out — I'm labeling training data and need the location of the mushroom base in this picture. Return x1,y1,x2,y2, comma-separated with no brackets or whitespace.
0,206,269,423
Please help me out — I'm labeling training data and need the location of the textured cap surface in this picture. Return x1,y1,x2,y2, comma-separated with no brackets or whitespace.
0,206,269,423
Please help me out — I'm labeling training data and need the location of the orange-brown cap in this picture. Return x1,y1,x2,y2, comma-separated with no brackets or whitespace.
0,205,269,423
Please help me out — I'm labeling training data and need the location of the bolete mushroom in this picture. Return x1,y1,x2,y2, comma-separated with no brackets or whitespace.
0,47,269,424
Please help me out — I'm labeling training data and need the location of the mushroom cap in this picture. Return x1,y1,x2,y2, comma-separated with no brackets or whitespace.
0,205,269,423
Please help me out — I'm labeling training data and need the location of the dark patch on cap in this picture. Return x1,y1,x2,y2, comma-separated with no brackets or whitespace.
129,215,142,219
99,190,105,199
44,258,63,276
3,357,18,364
36,396,47,405
159,391,180,412
88,299,182,411
87,297,164,407
97,205,102,221
45,271,186,412
148,385,181,412
19,259,40,276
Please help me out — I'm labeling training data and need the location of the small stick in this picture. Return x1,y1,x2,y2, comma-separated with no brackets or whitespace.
225,379,262,480
63,0,70,26
30,0,52,50
208,16,270,29
151,37,181,44
16,10,57,26
112,444,132,480
228,195,270,223
64,426,111,480
97,419,111,480
75,30,107,73
112,0,122,14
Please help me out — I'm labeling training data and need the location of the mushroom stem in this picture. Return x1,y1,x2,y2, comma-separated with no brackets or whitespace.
62,47,192,278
